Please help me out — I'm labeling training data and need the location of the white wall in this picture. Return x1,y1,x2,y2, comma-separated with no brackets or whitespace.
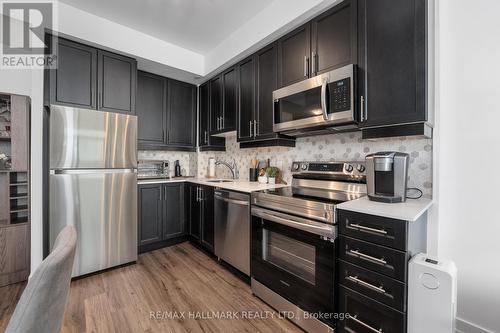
436,0,500,332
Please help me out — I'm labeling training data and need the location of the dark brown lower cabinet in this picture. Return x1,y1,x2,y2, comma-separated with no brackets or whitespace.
187,183,214,253
138,182,185,253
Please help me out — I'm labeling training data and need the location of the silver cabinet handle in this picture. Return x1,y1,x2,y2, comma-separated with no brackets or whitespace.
348,223,387,235
320,78,328,120
312,51,317,74
304,56,309,77
360,95,366,122
164,186,167,201
348,249,387,266
249,120,253,137
348,315,383,333
196,187,200,201
204,130,208,144
347,275,388,295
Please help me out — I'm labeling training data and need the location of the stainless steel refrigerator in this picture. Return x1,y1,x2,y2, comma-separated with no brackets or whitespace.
49,105,138,277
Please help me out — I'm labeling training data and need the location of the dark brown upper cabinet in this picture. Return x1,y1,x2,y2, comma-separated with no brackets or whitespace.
137,71,196,151
221,67,237,132
277,23,311,88
137,71,166,148
357,0,428,133
167,79,196,148
209,75,223,134
236,56,255,142
48,37,97,109
47,36,137,115
311,0,357,76
97,50,137,114
199,82,225,151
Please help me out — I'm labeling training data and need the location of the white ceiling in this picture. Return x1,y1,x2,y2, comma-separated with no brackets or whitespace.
58,0,272,54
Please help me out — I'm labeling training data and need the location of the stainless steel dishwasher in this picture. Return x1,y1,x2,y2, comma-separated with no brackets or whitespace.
214,189,250,275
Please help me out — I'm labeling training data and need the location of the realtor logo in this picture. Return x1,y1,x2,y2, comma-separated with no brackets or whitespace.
1,1,57,68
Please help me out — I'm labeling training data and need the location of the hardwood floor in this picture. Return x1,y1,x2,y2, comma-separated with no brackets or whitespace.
0,242,303,333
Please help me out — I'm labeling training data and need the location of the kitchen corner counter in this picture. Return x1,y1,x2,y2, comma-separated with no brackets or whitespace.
137,178,288,193
337,196,433,222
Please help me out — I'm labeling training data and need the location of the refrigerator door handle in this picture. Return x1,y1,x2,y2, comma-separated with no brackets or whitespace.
50,169,137,175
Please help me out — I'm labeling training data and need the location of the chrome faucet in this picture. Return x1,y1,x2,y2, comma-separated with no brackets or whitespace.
215,158,238,179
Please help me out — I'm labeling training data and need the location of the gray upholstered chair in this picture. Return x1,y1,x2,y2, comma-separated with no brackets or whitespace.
6,226,77,333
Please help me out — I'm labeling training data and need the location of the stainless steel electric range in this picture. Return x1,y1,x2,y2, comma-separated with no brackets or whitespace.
250,161,367,333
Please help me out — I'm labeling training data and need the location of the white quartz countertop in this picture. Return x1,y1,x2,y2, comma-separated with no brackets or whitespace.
137,178,288,193
337,196,433,222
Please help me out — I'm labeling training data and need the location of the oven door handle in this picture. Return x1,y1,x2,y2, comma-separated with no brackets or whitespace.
251,207,336,239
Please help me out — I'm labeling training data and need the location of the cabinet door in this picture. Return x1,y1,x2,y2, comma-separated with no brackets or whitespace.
199,83,210,146
137,71,166,148
209,76,222,134
50,37,97,109
97,50,137,114
138,184,162,246
255,44,278,140
358,0,426,128
201,185,214,252
189,185,201,240
311,0,357,75
167,79,196,148
237,56,255,142
277,23,311,87
163,183,185,239
222,67,237,132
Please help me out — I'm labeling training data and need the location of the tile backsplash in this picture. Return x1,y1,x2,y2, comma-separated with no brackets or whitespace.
197,132,433,198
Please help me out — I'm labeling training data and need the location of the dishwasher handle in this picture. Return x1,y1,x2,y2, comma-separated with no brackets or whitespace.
215,195,249,206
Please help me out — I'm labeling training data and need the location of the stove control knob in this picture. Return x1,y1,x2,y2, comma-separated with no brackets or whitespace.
292,163,300,171
344,164,354,172
356,164,366,172
301,163,308,171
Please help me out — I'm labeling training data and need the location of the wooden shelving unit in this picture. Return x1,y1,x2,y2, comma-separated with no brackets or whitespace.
0,93,31,287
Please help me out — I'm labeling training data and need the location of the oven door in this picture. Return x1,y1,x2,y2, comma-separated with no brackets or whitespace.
251,207,336,322
273,64,356,133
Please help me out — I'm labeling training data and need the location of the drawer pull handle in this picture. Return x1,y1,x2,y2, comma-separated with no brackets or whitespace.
348,249,387,266
349,314,383,333
347,275,388,295
349,223,387,235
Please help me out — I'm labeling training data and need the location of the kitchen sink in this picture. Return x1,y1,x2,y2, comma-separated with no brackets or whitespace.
207,180,234,183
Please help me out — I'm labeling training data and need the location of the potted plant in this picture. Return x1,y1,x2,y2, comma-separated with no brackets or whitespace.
266,167,279,184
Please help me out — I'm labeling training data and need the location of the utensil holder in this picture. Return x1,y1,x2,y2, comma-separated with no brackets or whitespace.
249,168,259,182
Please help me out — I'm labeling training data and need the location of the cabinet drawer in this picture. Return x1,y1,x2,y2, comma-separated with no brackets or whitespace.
338,210,407,250
338,260,406,311
339,236,408,281
338,286,406,333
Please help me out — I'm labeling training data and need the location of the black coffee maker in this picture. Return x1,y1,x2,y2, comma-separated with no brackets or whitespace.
365,152,409,203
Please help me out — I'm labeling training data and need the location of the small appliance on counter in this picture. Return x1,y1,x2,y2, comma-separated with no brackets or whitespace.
174,160,182,177
138,160,169,179
366,151,409,203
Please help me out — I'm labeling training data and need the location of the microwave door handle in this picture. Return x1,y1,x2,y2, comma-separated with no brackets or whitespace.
321,79,328,120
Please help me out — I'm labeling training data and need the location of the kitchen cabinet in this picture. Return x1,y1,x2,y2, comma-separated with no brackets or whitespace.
48,37,97,109
137,71,196,151
138,183,185,253
221,67,237,132
199,82,225,151
47,36,137,115
167,79,196,148
277,23,311,88
236,46,295,148
137,71,166,147
357,0,429,138
336,209,427,333
138,184,163,246
188,183,215,252
310,0,357,76
97,50,137,114
209,75,223,134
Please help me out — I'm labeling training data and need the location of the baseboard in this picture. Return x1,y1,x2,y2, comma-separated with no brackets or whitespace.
456,317,495,333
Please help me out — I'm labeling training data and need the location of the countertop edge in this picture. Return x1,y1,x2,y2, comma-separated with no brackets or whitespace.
137,178,288,193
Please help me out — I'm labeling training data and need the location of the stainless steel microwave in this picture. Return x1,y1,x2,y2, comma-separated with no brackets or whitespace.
273,64,356,135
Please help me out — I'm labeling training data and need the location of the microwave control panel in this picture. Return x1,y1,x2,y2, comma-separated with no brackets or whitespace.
329,78,351,112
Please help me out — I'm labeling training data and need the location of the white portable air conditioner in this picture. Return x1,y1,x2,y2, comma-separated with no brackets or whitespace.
408,253,457,333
